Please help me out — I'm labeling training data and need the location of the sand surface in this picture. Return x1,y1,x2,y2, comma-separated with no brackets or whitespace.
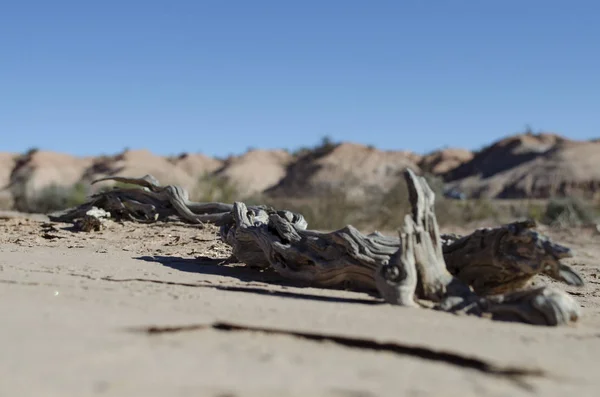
1,212,600,396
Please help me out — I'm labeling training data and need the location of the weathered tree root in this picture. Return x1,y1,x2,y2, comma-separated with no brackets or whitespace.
49,172,584,326
442,219,583,296
221,170,583,326
481,287,581,325
49,174,308,230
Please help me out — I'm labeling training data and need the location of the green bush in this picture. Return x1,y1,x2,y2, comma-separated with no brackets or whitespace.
291,135,339,158
423,173,445,196
28,182,89,213
526,203,545,222
0,193,13,210
260,189,364,231
544,197,597,227
192,173,240,203
368,174,499,229
370,177,411,230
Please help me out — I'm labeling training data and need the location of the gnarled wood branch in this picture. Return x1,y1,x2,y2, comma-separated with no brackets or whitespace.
49,174,308,230
221,170,583,325
481,286,582,326
442,219,583,295
48,172,584,325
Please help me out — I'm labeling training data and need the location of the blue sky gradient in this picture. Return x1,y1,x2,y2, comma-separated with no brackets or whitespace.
1,0,598,157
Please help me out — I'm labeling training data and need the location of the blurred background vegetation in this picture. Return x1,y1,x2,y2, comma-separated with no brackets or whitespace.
21,171,600,231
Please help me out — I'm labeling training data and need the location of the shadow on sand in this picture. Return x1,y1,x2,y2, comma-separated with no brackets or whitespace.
134,255,381,306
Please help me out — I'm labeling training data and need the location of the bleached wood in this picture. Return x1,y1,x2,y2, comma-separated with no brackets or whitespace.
48,172,584,326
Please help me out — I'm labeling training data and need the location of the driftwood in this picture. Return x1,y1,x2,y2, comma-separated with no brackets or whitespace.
222,170,582,325
49,172,584,326
442,220,582,296
49,174,308,230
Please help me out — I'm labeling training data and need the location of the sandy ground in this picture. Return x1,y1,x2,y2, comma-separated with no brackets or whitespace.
1,212,600,397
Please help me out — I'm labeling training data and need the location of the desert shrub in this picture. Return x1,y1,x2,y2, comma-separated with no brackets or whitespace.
369,177,411,230
361,173,439,229
432,199,465,226
526,204,546,222
368,174,500,229
506,201,545,222
192,173,240,203
0,193,13,210
423,173,445,196
544,197,596,227
261,189,365,231
25,147,40,157
463,199,499,222
431,198,497,226
27,182,89,213
292,135,339,158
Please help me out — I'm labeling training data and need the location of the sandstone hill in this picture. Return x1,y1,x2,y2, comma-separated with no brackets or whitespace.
214,149,293,198
81,149,198,191
1,132,599,212
266,143,422,200
445,133,600,199
419,148,474,175
0,152,16,208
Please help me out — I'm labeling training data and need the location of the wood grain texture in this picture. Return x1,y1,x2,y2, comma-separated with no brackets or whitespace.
49,171,584,326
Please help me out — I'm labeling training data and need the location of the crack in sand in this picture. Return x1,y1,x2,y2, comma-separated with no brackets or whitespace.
0,278,58,287
129,321,547,390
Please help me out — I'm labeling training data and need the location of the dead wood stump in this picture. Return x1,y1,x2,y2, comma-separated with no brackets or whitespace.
49,172,584,325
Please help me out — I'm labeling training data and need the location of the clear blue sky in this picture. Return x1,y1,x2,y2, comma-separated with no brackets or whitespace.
1,0,598,158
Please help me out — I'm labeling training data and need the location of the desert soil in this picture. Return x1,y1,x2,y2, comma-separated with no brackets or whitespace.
1,212,600,397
